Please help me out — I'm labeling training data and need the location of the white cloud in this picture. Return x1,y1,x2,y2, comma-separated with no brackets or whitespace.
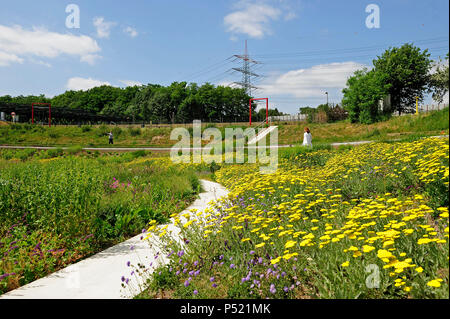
29,58,52,68
0,24,101,66
0,51,23,66
224,1,282,39
260,62,368,98
93,17,116,39
66,77,111,91
124,26,138,38
119,80,142,87
284,12,297,21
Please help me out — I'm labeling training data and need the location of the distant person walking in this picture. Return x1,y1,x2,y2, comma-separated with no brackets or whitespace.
303,127,312,147
108,131,114,145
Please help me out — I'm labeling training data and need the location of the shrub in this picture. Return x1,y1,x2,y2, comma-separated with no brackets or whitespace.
81,125,92,132
128,127,141,136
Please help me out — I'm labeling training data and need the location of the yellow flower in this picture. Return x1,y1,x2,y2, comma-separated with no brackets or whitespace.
415,267,424,273
427,279,442,288
377,249,393,259
341,261,350,267
383,240,395,248
418,238,432,245
255,242,265,248
362,245,375,253
270,257,281,265
284,240,297,249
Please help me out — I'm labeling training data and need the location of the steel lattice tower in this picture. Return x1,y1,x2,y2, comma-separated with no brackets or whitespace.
232,40,260,96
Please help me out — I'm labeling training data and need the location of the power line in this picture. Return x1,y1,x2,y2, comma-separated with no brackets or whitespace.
252,36,448,59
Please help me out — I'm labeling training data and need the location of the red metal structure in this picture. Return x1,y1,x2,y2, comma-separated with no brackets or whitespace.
249,98,268,126
31,103,52,127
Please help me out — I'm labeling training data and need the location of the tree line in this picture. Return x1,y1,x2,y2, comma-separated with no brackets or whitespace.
0,82,261,124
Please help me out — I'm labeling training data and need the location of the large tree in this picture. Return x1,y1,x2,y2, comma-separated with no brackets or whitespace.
373,43,432,114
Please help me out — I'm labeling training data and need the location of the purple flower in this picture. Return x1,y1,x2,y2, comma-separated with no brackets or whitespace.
177,250,185,257
130,245,135,251
126,261,131,267
193,290,198,295
193,261,199,266
230,264,235,269
250,250,255,255
212,283,217,288
283,286,289,292
210,277,215,282
270,284,276,294
184,280,190,287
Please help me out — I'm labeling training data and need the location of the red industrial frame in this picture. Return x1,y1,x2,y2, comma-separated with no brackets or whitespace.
249,98,268,126
31,103,52,127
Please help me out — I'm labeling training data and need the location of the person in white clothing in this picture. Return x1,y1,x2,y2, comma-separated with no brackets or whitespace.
302,127,312,147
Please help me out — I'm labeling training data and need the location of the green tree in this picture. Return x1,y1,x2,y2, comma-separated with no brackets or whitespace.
342,68,391,124
373,43,432,114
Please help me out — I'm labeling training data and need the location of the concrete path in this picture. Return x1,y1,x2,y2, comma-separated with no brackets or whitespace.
0,180,229,299
1,135,447,152
247,126,278,145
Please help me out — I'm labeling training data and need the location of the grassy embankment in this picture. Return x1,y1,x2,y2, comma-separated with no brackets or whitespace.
0,108,448,148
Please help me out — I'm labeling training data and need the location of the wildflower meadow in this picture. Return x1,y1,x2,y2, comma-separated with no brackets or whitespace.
137,137,449,299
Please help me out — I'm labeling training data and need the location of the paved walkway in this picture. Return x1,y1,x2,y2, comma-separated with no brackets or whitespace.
0,180,229,299
1,135,447,152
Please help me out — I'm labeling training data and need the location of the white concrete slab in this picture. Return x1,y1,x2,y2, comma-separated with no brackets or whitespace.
247,126,278,145
0,180,229,299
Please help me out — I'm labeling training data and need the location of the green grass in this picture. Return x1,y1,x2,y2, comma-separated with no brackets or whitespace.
1,108,448,148
0,151,200,295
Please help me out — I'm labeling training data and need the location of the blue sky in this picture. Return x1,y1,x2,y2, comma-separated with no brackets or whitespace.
0,0,448,114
